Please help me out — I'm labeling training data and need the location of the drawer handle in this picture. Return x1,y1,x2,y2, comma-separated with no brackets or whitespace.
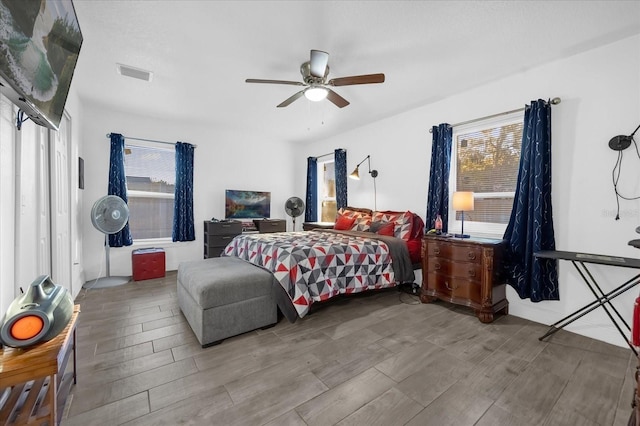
222,224,230,228
222,236,231,240
468,269,476,277
445,281,458,291
467,252,476,260
434,263,441,270
433,248,440,255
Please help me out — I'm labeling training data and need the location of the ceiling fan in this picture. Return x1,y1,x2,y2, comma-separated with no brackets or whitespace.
246,49,385,108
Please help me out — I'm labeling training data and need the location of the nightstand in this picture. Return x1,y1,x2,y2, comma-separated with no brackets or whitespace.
254,219,286,233
302,222,335,231
420,235,509,323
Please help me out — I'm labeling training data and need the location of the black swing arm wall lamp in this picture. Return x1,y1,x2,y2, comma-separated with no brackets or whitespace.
349,155,378,180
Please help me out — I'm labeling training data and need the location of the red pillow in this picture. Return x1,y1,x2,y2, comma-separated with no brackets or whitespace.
376,222,395,236
334,215,356,230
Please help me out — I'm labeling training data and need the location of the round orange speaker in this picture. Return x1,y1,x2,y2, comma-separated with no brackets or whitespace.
10,315,44,340
0,275,73,348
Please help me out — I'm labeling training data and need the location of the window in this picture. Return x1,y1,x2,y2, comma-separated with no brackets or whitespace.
317,160,336,222
450,112,523,237
124,144,175,240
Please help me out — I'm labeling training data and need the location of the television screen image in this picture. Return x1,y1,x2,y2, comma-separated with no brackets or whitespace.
0,0,83,129
225,190,271,219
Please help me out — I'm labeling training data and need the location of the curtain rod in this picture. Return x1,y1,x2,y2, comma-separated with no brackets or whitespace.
314,152,334,159
106,133,197,148
428,97,561,133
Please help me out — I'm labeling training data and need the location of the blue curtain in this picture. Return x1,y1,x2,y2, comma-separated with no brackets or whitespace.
107,133,133,247
335,149,347,210
425,124,452,233
172,142,195,242
503,99,558,301
305,157,318,222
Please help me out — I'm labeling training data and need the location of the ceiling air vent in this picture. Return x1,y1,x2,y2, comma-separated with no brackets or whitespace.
116,63,153,82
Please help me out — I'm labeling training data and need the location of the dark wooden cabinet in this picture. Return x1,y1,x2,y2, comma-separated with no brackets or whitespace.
632,360,640,425
254,219,286,233
302,222,335,231
420,235,508,323
204,221,242,258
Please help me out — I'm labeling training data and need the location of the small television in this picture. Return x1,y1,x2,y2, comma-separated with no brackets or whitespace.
0,0,83,130
225,190,271,219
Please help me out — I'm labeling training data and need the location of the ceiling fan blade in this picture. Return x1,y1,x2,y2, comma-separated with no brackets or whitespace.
277,90,305,108
246,79,304,86
310,50,329,78
328,73,385,86
326,89,350,108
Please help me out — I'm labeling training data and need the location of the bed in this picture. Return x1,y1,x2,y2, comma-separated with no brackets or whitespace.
223,208,424,322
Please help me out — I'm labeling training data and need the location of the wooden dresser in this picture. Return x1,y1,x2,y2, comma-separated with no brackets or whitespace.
420,235,509,323
631,359,640,425
203,221,243,258
302,222,335,231
254,219,286,233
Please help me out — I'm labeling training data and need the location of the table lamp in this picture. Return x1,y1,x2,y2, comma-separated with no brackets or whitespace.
452,191,474,238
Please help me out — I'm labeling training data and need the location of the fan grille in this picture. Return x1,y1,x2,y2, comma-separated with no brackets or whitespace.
91,195,130,234
285,197,305,218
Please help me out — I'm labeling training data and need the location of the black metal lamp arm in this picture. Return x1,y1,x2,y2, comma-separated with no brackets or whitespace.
355,155,378,178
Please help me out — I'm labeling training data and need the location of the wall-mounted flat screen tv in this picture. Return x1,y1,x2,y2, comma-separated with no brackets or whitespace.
0,0,83,130
225,190,271,219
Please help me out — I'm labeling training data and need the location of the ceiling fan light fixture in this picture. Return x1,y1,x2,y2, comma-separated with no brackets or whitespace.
304,86,328,102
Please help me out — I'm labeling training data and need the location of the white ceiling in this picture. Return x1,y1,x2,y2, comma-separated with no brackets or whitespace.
71,1,640,144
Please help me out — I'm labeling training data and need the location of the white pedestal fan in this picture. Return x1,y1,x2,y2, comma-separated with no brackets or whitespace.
83,195,131,289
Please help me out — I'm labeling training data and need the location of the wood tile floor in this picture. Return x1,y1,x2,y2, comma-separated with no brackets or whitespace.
62,271,636,425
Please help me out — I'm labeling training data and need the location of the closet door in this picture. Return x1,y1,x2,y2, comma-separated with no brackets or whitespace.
50,113,71,291
36,125,51,276
0,95,16,314
15,118,51,289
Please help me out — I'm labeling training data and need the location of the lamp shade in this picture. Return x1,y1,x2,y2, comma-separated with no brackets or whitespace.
452,191,474,211
349,167,360,180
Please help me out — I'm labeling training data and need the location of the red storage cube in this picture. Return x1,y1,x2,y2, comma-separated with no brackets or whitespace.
132,248,166,281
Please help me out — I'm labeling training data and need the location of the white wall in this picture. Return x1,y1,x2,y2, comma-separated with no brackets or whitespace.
79,103,296,280
293,35,640,347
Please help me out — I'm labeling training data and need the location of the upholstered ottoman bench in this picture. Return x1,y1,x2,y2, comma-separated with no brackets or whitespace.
177,256,278,347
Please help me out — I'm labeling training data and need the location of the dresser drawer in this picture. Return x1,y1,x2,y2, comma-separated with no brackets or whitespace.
428,273,482,304
428,257,481,280
428,241,482,263
205,234,238,247
426,272,452,299
204,221,243,236
255,219,286,233
204,246,226,258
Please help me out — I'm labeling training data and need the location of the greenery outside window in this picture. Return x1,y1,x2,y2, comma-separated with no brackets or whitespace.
450,111,523,237
124,144,175,240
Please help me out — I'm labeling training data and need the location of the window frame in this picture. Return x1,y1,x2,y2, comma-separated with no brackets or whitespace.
124,142,176,242
316,158,336,223
448,111,523,239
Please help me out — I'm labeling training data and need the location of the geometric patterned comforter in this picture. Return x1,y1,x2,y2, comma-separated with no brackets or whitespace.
223,230,396,318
